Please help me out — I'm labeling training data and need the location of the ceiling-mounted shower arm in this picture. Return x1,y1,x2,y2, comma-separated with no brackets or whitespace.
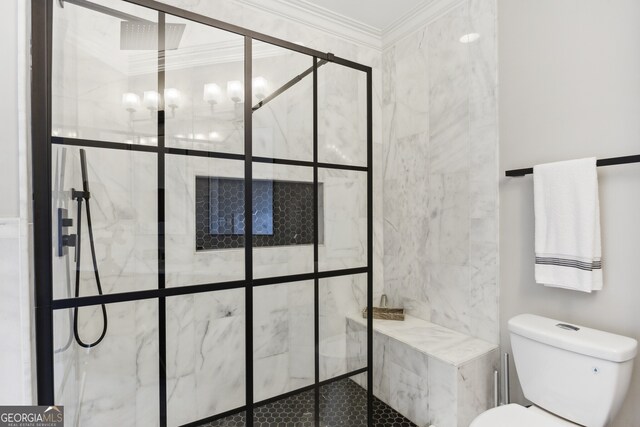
59,0,154,23
252,59,328,113
58,0,186,50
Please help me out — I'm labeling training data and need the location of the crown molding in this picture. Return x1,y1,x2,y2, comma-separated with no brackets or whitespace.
235,0,383,51
235,0,465,53
78,0,467,73
382,0,465,49
127,39,285,75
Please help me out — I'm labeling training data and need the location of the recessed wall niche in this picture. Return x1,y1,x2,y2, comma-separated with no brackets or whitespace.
195,176,323,250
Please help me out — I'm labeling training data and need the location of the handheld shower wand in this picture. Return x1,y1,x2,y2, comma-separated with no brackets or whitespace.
72,149,108,348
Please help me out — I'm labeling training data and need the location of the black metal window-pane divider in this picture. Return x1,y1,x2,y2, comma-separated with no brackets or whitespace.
244,35,255,426
157,11,168,426
31,1,373,426
313,56,320,426
32,0,54,405
366,67,374,427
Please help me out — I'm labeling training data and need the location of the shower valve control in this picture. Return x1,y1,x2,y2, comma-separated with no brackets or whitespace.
57,208,76,257
62,234,76,247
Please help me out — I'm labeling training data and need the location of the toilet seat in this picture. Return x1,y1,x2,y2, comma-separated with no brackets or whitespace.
470,404,581,427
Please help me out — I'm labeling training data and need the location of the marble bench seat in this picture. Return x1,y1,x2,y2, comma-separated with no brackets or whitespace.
346,314,499,427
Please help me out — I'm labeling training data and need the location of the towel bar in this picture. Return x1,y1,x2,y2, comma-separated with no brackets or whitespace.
505,154,640,177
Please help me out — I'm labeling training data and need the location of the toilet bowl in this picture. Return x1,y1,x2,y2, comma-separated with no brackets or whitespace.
470,314,638,427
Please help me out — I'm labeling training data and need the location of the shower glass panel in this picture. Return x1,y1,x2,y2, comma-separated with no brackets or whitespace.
165,289,246,427
165,154,245,287
252,41,313,161
318,63,368,167
318,168,367,272
53,299,159,426
319,274,367,381
164,17,244,155
52,0,158,144
51,145,158,300
252,163,315,279
253,281,314,402
37,1,372,426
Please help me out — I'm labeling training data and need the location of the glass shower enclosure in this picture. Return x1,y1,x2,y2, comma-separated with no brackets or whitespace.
31,0,372,426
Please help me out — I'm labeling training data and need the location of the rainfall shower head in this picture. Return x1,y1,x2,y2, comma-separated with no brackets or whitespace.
61,0,186,50
120,21,186,50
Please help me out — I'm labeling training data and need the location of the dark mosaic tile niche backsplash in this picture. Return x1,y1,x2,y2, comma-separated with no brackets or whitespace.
195,176,322,250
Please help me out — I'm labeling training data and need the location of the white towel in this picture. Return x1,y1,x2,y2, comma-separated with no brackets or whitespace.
533,158,603,292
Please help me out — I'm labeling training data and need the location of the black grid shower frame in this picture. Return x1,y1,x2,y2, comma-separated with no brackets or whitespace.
31,1,374,427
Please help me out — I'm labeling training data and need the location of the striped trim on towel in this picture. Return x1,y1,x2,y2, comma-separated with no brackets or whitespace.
535,257,602,272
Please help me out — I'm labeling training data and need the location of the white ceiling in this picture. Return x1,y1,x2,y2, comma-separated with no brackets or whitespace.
290,0,427,31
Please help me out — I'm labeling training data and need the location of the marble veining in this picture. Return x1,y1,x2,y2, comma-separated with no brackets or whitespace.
348,315,498,427
382,0,499,345
350,315,496,367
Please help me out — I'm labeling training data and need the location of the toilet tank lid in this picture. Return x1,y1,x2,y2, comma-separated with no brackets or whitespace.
508,314,638,362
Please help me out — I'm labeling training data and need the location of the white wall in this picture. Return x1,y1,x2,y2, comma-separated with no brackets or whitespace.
0,0,34,405
498,1,640,425
0,0,20,218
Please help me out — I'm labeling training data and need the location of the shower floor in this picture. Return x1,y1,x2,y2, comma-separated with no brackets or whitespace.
200,378,417,427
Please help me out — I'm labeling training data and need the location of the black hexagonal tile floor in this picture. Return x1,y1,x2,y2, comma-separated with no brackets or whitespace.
199,378,417,427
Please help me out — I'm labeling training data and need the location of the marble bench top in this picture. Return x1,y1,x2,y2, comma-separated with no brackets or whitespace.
347,314,498,367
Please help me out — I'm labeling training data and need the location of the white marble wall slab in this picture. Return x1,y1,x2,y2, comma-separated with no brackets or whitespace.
466,0,499,344
382,0,499,344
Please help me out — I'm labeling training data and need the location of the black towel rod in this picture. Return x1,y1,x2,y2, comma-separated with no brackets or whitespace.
505,154,640,177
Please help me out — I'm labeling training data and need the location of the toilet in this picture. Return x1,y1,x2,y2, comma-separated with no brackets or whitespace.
471,314,638,427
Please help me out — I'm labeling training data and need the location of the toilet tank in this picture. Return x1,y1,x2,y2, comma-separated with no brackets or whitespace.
509,314,638,427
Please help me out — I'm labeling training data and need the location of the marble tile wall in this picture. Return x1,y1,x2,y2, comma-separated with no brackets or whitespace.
382,0,499,344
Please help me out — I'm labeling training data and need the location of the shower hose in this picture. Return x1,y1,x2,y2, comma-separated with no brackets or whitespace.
72,149,108,348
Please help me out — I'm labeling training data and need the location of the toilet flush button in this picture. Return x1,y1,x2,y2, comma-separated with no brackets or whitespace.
556,323,580,331
592,367,599,374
